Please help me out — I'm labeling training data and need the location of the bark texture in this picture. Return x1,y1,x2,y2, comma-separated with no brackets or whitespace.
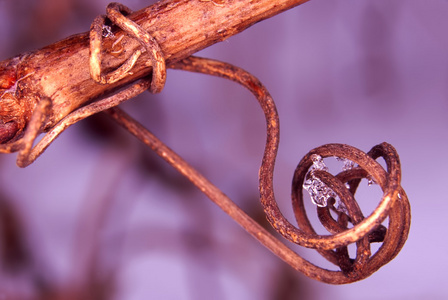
0,0,310,137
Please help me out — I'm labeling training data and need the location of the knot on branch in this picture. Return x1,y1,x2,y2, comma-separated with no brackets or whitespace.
286,142,410,280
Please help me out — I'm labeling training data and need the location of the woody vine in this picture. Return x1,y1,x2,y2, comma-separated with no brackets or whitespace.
0,0,410,285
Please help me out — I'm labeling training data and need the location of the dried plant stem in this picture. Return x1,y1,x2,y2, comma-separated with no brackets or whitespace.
104,56,410,284
104,105,349,284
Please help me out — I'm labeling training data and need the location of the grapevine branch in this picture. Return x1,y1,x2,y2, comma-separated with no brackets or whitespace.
0,0,410,284
0,0,310,144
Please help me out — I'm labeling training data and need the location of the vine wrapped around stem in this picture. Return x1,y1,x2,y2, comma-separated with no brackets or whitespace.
0,1,410,285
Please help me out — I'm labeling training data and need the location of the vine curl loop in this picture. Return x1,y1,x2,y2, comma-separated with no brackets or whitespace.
288,143,410,279
165,56,411,283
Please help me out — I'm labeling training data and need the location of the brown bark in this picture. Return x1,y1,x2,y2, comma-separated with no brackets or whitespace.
0,0,310,141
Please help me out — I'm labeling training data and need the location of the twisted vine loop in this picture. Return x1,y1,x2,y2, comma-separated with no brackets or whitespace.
90,2,166,93
0,2,165,167
289,143,410,279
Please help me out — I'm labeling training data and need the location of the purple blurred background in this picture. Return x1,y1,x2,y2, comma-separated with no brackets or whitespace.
0,0,447,299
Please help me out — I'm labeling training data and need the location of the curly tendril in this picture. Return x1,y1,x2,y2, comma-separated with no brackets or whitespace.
126,56,410,283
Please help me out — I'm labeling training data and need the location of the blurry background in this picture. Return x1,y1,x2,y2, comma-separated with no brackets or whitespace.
0,0,447,299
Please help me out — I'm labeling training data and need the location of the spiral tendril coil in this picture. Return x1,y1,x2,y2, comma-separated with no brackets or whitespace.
288,143,411,280
168,57,411,283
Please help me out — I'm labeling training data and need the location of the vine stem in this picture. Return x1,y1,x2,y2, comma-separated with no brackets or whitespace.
102,55,363,284
0,1,410,284
104,105,350,284
104,56,410,283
